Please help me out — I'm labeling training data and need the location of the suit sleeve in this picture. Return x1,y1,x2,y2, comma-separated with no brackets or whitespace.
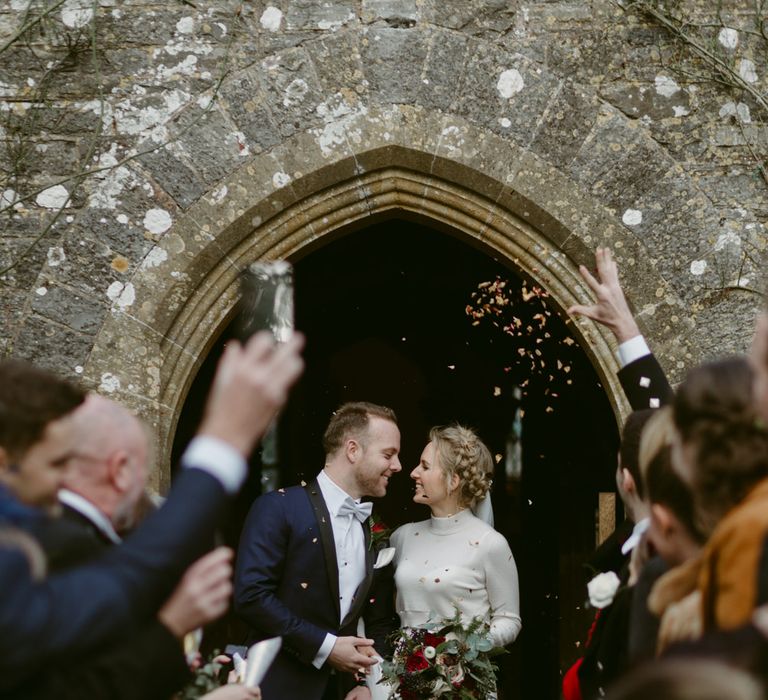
363,562,399,659
234,493,329,665
617,353,674,411
0,468,229,683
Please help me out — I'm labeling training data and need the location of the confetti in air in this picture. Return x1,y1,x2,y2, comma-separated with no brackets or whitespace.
465,276,581,413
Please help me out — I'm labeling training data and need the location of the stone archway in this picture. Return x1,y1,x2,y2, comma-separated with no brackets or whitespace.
82,113,692,489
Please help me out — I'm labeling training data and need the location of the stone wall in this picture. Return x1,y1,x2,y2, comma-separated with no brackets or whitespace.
1,0,766,482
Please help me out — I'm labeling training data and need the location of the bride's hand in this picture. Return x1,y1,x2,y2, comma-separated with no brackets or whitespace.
344,687,372,700
328,636,376,674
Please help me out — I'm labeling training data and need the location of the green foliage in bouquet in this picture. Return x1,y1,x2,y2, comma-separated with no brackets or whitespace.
380,609,506,699
179,652,226,699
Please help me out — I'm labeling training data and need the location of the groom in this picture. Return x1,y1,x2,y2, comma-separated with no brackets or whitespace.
234,401,402,700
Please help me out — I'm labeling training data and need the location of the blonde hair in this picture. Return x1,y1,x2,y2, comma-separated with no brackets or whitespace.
639,406,675,479
430,424,494,508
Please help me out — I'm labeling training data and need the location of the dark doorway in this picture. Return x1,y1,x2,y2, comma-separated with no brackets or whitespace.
173,217,620,699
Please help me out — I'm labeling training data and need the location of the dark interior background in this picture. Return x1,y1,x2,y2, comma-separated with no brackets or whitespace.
172,217,621,699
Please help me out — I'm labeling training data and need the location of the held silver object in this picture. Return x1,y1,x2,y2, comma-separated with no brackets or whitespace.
243,637,282,688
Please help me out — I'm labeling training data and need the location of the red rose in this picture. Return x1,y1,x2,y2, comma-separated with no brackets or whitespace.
405,649,430,673
423,632,446,647
371,521,388,533
400,690,418,700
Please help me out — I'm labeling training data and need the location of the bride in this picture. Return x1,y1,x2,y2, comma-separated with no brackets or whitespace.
366,424,521,698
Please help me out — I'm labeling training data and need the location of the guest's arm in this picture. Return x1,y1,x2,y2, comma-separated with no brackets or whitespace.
0,334,304,680
482,530,522,646
569,247,673,409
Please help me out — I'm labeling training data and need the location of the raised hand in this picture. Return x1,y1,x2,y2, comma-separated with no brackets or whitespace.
158,546,234,637
328,636,377,674
568,247,641,344
199,332,304,457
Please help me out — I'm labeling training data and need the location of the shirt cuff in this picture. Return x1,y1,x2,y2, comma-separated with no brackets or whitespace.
618,335,651,368
312,633,337,669
181,436,247,494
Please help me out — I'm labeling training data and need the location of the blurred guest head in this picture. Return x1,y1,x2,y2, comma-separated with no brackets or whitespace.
608,659,763,700
0,361,85,509
63,395,149,533
618,409,655,522
673,357,768,536
641,408,703,566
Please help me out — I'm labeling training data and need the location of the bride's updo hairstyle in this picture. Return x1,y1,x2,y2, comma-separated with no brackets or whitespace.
430,424,493,508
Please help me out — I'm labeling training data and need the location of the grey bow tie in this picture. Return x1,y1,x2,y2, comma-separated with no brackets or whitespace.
337,499,373,522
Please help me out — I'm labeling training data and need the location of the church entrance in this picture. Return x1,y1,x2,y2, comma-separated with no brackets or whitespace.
172,216,620,699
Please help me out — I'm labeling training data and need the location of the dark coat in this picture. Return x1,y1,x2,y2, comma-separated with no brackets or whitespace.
0,468,230,693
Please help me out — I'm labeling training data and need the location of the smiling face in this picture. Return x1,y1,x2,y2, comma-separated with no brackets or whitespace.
0,413,79,510
353,416,402,498
411,440,459,513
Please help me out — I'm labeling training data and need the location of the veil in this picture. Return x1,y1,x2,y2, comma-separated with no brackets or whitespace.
471,493,495,527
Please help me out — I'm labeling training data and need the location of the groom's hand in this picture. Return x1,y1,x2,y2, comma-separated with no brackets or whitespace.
328,636,376,674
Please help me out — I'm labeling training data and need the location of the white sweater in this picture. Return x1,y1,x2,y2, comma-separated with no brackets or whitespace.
390,509,522,647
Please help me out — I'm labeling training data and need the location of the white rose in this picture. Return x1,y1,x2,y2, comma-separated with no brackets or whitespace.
587,571,621,609
445,662,464,686
423,645,436,659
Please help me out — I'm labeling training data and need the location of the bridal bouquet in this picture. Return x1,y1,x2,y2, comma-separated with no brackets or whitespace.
380,611,503,699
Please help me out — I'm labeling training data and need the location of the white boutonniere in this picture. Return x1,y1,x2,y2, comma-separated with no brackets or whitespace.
374,546,395,569
587,571,621,609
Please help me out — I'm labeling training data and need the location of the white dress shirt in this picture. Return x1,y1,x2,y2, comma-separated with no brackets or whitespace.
618,335,651,368
58,489,122,544
181,435,247,493
621,516,650,555
312,470,368,669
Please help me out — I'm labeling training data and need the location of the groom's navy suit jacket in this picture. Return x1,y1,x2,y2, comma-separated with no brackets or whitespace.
235,479,397,700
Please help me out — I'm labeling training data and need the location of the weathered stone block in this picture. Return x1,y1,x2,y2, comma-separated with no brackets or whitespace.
13,314,93,374
361,27,429,104
422,0,517,37
421,29,471,112
600,82,693,121
171,105,249,186
305,30,367,97
259,46,326,138
219,68,283,153
590,139,674,213
530,81,600,167
31,283,107,335
453,41,560,147
569,111,637,180
0,231,54,290
285,1,358,31
48,229,133,299
362,0,419,26
138,143,208,210
0,286,26,358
